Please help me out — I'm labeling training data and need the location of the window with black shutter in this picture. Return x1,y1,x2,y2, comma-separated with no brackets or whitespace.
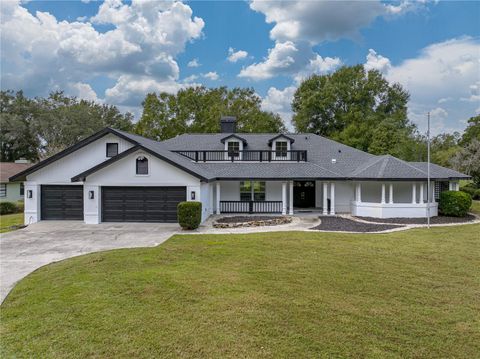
106,143,118,157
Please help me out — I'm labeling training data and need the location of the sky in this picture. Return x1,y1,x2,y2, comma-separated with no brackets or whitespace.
1,0,479,135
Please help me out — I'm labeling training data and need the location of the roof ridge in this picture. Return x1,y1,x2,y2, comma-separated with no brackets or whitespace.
349,155,385,176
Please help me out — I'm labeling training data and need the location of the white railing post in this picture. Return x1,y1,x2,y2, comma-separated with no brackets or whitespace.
288,181,294,215
323,182,328,215
282,182,287,215
216,182,221,214
330,182,335,215
389,183,393,204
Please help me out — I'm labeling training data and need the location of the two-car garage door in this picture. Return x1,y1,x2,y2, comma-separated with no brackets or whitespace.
41,185,186,222
101,186,186,223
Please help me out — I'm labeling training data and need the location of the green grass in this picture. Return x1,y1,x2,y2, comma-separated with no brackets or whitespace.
471,200,480,216
0,212,23,233
1,225,480,358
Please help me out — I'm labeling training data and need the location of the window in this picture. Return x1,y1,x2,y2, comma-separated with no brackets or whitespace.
227,141,240,157
240,181,265,201
20,183,24,196
275,141,288,157
0,184,6,197
136,156,148,175
106,143,118,157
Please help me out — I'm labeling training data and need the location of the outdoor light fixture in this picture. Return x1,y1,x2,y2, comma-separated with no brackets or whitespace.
27,190,32,198
191,191,196,200
89,190,95,199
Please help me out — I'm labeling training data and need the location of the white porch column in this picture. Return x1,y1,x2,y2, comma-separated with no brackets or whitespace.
389,183,393,204
330,182,335,215
209,183,214,214
323,182,328,215
356,183,362,203
381,183,386,204
282,182,287,215
288,181,294,215
419,182,424,204
412,183,417,204
215,182,221,214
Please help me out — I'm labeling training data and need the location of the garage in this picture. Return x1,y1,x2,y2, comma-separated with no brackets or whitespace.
101,186,186,223
41,185,84,220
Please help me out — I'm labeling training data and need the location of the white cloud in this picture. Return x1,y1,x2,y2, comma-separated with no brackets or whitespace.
369,37,480,134
68,82,100,102
227,47,248,63
364,49,391,73
261,86,297,130
0,0,204,107
239,41,340,81
187,58,201,67
202,71,219,81
183,74,199,83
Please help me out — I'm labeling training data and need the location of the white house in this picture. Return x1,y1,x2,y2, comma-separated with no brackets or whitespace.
0,160,32,203
11,117,469,225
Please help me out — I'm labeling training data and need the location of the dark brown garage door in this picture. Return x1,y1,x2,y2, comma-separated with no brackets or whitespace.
101,187,186,223
41,185,84,220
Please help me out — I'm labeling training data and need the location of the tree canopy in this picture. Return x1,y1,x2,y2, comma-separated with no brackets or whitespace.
292,65,413,156
0,90,133,161
135,86,285,141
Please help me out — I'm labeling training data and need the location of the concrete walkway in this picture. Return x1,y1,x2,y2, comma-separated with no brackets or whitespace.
0,221,179,303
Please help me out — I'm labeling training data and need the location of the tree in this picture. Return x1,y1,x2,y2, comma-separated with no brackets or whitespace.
451,139,480,186
136,86,285,141
460,115,480,146
292,65,412,154
430,132,461,168
0,90,134,161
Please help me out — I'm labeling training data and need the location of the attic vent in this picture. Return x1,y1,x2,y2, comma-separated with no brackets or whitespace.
331,159,337,164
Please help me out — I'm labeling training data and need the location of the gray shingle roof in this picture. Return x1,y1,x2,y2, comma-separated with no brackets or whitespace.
98,130,472,181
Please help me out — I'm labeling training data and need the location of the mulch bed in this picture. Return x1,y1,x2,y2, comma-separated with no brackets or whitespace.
311,216,404,233
216,216,285,224
356,214,477,225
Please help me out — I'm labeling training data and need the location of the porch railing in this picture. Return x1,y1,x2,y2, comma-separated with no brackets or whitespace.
173,150,307,162
220,200,283,213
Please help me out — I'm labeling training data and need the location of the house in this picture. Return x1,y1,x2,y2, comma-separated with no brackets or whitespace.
1,160,32,203
10,117,469,225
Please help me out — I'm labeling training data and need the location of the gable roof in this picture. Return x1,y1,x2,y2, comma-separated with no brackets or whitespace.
1,162,33,182
267,134,295,146
220,134,248,145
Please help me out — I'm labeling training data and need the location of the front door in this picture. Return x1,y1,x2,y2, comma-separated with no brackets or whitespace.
293,181,316,208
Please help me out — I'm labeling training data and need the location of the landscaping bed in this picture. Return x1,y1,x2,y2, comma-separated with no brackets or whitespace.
213,215,292,228
356,214,477,225
311,216,404,232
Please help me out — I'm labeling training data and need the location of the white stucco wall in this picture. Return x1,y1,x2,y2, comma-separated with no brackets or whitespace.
266,182,282,201
27,134,134,184
0,182,23,202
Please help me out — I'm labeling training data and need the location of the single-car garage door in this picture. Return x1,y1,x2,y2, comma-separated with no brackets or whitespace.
101,186,186,223
41,185,84,220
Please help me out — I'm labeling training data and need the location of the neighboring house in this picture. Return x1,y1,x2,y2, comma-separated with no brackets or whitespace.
0,161,32,203
11,117,469,225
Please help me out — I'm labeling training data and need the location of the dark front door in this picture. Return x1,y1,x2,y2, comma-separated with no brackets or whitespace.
41,185,84,220
102,186,186,223
293,181,316,208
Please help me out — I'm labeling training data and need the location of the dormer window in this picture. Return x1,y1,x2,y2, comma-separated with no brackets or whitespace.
106,143,118,157
227,141,240,157
275,141,288,157
136,156,148,175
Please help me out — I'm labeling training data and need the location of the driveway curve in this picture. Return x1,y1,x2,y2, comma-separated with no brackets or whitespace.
0,221,179,303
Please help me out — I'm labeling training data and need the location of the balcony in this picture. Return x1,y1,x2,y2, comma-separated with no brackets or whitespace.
173,150,308,162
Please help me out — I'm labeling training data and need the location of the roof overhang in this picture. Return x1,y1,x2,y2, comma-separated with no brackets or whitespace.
220,134,247,145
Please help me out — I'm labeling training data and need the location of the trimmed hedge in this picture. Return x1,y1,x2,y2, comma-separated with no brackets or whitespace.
439,191,472,217
0,202,17,215
460,185,480,200
177,201,202,230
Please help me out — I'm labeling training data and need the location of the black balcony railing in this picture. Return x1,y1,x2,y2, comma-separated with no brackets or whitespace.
173,150,307,162
220,200,282,213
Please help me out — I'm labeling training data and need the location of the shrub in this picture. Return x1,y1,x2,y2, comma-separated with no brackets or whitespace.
0,202,17,215
439,191,472,217
16,201,24,213
177,201,202,230
460,185,477,198
474,189,480,200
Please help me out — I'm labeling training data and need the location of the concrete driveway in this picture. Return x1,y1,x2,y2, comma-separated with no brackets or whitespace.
0,221,180,303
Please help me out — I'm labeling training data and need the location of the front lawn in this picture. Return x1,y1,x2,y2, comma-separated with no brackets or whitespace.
1,225,479,358
0,213,23,233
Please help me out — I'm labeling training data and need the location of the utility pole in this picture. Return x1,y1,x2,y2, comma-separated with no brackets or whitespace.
427,112,431,228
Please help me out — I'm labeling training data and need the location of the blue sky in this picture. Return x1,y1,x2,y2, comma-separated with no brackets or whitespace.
1,0,479,134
